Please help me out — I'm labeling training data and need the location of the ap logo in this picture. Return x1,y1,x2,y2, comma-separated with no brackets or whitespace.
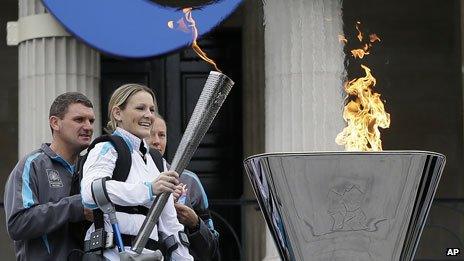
446,248,460,256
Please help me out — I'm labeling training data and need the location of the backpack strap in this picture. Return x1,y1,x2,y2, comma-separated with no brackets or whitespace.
149,148,165,172
87,135,132,182
71,135,126,196
106,135,132,182
85,135,133,230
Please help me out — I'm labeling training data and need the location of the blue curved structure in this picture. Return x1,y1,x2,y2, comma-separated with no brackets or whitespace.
42,0,242,58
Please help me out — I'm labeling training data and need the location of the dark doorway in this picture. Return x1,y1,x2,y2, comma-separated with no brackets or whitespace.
101,29,243,260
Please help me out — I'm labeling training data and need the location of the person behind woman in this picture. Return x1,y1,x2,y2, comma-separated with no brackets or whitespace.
80,84,193,260
148,115,220,260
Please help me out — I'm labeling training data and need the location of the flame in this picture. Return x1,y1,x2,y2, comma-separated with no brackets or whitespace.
343,24,379,59
369,34,381,43
336,65,390,151
351,43,371,59
356,21,363,42
351,49,368,59
338,35,348,44
168,8,221,72
167,17,190,33
336,24,390,151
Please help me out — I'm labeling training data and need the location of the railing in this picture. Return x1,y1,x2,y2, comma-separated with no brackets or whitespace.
209,199,258,261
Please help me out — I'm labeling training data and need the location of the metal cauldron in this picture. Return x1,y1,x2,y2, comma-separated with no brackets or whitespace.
244,151,446,261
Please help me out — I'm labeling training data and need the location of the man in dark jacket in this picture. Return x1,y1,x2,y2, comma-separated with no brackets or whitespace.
148,115,219,260
4,92,95,260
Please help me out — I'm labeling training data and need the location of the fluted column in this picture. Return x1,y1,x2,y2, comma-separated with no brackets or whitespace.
18,0,101,157
263,0,345,260
242,0,266,260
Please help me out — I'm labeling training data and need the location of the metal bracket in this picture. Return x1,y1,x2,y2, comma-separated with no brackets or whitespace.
6,13,70,46
91,178,126,252
91,178,115,217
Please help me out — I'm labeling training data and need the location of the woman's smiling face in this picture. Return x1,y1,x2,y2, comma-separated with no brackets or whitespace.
116,90,156,139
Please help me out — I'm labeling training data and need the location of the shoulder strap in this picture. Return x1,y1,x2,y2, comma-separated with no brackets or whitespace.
149,148,165,172
86,135,132,230
86,134,132,182
106,135,132,182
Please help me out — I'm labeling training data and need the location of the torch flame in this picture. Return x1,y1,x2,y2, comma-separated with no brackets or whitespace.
167,18,190,33
336,24,390,151
168,8,221,72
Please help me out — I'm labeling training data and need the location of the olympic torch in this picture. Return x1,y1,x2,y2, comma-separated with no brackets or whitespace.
131,71,234,254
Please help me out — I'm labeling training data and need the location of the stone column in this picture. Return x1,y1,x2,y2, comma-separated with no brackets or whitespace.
242,0,266,260
18,0,101,157
262,0,345,259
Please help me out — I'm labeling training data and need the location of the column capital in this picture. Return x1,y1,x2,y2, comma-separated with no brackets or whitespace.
7,13,69,46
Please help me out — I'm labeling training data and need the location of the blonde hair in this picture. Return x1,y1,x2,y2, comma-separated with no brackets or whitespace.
106,83,157,133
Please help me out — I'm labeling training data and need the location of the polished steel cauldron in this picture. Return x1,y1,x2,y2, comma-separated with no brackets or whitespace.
244,151,446,261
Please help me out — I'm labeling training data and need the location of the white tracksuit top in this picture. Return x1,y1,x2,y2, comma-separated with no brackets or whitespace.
81,127,193,260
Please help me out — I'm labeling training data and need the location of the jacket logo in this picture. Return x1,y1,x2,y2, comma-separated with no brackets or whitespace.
46,169,63,188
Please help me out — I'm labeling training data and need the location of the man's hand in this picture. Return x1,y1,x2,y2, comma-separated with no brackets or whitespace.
84,208,94,222
152,171,179,195
174,203,199,229
173,183,184,201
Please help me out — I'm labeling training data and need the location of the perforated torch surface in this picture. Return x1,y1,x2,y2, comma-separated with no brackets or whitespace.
131,71,234,254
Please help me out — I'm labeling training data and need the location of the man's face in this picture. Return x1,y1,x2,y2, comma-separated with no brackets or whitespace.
148,117,167,156
52,103,95,151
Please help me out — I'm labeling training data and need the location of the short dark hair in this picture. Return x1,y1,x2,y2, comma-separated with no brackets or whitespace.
49,92,93,119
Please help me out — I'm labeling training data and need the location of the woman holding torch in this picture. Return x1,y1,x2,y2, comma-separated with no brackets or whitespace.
80,84,193,260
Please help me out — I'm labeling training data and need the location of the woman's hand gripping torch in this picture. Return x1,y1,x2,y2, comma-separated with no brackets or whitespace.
131,71,234,254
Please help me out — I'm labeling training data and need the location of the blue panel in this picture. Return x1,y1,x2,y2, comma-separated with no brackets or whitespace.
41,0,243,58
183,170,209,208
22,153,41,209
